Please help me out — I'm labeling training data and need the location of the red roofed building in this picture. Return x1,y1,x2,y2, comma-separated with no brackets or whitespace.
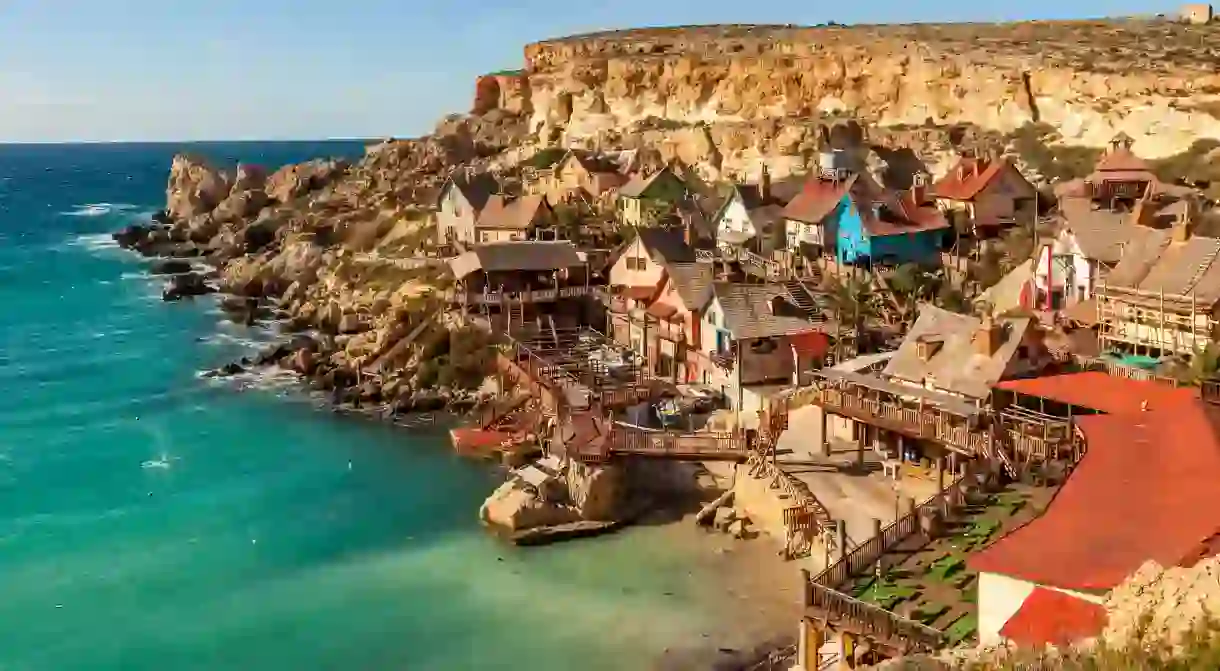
998,588,1108,648
971,372,1220,647
931,154,1038,235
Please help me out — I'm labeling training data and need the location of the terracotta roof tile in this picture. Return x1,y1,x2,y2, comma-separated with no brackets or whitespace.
994,372,1196,415
931,158,1008,201
999,588,1107,648
973,374,1220,592
781,175,856,223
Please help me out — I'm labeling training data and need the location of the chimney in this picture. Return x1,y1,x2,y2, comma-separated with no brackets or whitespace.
760,163,771,202
1173,197,1198,243
911,172,929,205
682,210,693,246
972,314,1004,357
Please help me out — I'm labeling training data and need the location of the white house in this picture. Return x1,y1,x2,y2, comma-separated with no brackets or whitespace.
700,283,828,418
711,170,801,258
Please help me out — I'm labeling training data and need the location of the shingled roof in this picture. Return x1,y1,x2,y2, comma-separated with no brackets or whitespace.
711,283,822,339
883,305,1035,401
666,261,714,311
448,241,583,279
932,157,1011,201
476,194,550,231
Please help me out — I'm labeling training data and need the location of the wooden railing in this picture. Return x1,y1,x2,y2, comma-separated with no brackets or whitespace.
814,387,992,455
805,581,945,653
813,475,970,590
448,285,589,305
609,426,750,459
1076,356,1182,387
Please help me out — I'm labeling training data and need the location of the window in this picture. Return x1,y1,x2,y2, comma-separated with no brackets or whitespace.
626,257,647,271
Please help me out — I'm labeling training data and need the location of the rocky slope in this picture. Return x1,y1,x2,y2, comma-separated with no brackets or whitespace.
477,21,1220,182
114,112,528,413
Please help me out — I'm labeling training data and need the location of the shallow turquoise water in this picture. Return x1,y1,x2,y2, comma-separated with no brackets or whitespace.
0,143,729,671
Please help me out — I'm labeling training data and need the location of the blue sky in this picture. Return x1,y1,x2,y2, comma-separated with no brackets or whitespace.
0,1,1179,142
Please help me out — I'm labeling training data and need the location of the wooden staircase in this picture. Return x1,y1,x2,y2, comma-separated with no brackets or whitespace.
507,299,524,334
783,279,826,322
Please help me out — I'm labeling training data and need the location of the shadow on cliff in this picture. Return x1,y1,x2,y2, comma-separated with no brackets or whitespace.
869,146,930,189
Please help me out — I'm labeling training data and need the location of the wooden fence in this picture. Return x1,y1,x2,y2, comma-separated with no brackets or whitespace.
804,578,945,653
812,474,970,590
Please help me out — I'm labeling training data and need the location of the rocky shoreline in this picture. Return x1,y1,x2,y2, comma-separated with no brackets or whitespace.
110,137,513,422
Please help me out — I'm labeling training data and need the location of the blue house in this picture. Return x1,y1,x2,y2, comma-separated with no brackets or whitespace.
834,186,949,266
783,175,950,267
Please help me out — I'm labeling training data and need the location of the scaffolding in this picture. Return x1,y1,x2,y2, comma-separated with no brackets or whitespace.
1096,277,1219,358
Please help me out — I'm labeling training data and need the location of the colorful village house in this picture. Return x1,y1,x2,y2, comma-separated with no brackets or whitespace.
781,148,872,272
835,184,950,267
473,194,554,244
709,165,803,259
615,165,689,228
606,228,715,381
930,152,1038,238
542,149,628,207
700,282,831,417
436,171,501,248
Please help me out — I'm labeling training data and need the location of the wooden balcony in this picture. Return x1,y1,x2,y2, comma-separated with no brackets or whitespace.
810,371,990,456
448,285,589,306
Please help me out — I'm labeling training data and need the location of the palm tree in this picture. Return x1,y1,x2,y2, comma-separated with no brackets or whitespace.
1190,342,1220,384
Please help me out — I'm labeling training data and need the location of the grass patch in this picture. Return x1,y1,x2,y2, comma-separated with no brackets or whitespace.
945,612,978,647
857,579,920,611
928,553,967,583
913,602,950,626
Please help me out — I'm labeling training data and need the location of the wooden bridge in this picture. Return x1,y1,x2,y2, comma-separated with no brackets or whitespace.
565,416,754,463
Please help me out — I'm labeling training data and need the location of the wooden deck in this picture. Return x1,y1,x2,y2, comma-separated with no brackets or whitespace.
808,371,1080,472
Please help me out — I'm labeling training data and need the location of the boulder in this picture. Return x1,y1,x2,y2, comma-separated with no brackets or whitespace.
161,272,214,301
714,506,737,531
113,224,157,249
479,479,581,533
165,154,233,221
265,159,349,204
148,259,193,275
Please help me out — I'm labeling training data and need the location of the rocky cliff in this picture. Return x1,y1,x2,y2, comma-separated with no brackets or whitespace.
476,21,1220,181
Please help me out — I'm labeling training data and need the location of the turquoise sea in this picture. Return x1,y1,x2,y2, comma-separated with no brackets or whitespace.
0,142,753,671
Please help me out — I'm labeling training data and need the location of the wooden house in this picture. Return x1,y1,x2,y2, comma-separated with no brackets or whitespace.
543,149,627,205
931,155,1038,236
436,172,500,247
1095,197,1220,356
1054,135,1160,209
883,305,1053,404
710,167,803,258
834,186,950,267
971,374,1219,648
700,283,830,415
474,194,553,244
616,166,689,228
446,241,589,332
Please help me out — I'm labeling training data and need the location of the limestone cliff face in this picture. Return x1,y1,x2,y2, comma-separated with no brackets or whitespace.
479,22,1220,172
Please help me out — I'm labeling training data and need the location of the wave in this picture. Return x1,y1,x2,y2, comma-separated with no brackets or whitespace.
63,233,119,251
60,203,138,218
